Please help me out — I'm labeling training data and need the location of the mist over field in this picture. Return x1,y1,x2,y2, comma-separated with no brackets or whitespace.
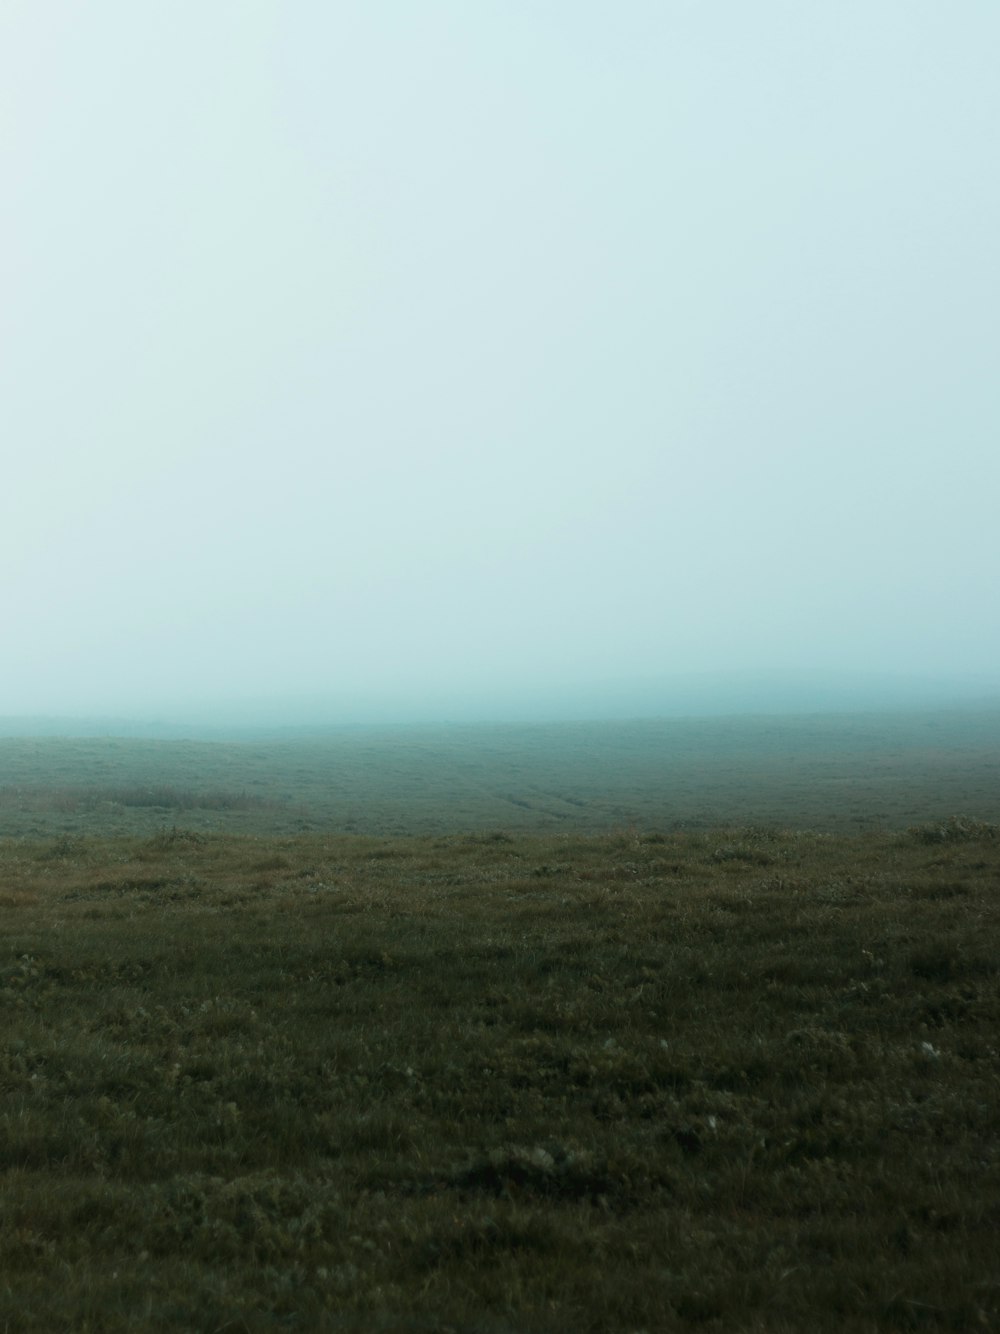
3,2,998,729
3,14,1000,1325
3,671,1000,740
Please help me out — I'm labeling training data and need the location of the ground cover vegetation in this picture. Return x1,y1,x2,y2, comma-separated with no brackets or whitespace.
0,801,997,1329
1,708,999,840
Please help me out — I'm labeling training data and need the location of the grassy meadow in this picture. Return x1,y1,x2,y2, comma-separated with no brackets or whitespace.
0,710,998,1330
2,707,999,840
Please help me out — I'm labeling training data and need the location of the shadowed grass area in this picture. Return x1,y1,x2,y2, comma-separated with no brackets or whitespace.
0,822,997,1329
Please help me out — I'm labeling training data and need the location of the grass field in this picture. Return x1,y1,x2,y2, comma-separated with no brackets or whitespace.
0,710,998,1330
2,707,999,840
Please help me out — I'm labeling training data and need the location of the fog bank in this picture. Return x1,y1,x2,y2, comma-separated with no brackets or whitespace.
4,3,998,724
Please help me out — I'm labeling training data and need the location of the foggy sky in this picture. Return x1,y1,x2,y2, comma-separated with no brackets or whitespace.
3,1,999,723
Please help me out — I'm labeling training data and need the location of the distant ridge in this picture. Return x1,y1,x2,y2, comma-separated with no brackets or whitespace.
0,717,202,740
3,671,1000,740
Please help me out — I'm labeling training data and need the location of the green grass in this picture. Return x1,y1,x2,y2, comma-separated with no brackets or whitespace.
0,817,997,1330
2,707,1000,839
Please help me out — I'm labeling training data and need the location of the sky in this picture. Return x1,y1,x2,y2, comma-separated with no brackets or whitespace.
2,1,999,723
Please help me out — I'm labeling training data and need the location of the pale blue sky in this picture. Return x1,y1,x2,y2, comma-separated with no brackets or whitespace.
2,1,998,720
